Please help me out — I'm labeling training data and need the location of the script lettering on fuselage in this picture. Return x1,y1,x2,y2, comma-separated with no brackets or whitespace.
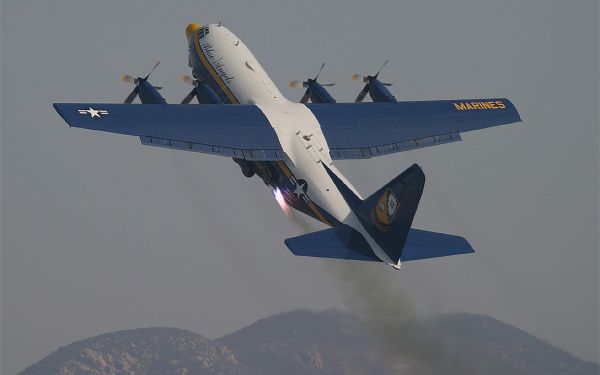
453,100,506,111
203,43,216,59
201,43,235,84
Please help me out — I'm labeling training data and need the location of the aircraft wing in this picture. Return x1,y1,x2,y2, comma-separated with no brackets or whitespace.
53,103,285,161
307,98,522,159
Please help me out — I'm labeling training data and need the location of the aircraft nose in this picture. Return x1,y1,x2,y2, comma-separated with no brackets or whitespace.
185,23,201,40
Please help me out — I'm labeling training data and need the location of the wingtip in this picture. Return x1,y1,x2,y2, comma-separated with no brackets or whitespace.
458,235,476,254
283,238,293,251
502,98,523,124
52,103,70,126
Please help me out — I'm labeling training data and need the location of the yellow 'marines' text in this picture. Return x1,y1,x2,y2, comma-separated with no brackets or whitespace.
453,100,506,110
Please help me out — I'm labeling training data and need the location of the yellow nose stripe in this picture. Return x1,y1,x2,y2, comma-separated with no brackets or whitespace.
185,23,201,40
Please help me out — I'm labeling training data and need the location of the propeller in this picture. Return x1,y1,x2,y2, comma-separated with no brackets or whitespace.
121,61,161,104
180,74,198,104
352,59,393,102
180,74,223,104
289,62,335,103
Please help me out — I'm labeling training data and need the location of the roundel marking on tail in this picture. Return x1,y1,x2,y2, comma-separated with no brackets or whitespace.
372,187,399,230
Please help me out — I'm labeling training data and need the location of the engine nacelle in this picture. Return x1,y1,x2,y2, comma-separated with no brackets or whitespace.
233,158,255,178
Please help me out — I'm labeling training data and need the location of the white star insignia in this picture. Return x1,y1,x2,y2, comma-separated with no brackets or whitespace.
293,181,307,199
78,107,108,118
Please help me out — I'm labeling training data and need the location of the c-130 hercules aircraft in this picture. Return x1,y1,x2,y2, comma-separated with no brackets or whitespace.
54,23,522,269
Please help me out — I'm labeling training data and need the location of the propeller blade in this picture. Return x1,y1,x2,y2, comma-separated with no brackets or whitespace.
143,60,160,80
181,74,196,85
121,74,134,83
181,88,197,104
314,62,326,80
351,73,363,82
124,86,140,104
154,86,163,90
321,83,336,87
383,83,393,86
374,59,388,78
289,80,303,88
300,87,311,103
355,84,370,102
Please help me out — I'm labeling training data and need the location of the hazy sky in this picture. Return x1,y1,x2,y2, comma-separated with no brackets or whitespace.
1,0,598,373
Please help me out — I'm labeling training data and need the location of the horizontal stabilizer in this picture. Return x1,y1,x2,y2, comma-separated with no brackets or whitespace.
285,226,381,262
53,103,285,160
401,229,474,262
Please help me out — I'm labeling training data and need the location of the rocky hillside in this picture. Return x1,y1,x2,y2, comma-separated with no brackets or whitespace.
19,327,240,375
18,310,599,375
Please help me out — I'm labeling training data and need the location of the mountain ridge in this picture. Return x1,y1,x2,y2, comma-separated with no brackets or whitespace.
18,309,599,375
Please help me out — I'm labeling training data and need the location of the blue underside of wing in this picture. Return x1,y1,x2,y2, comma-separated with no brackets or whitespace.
53,103,285,160
307,99,521,159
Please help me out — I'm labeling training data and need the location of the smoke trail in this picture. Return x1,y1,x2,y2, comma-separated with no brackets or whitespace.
325,262,414,323
323,262,417,367
324,261,476,374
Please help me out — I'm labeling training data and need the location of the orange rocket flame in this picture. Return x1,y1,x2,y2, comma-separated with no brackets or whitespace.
273,187,291,216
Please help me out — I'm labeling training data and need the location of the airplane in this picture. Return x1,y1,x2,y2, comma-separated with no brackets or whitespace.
53,23,522,269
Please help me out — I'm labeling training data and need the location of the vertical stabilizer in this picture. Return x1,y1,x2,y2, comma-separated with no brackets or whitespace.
323,163,425,264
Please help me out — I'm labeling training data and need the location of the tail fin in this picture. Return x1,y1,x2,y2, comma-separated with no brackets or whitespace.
323,163,425,264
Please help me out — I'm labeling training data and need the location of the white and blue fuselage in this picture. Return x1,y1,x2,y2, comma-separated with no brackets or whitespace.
185,23,398,266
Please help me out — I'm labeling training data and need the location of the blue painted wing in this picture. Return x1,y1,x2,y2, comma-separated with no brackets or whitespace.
400,229,475,262
53,103,285,160
285,227,381,262
307,98,522,159
285,226,474,263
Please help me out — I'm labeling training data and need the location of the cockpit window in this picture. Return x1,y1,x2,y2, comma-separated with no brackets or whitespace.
198,27,209,40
